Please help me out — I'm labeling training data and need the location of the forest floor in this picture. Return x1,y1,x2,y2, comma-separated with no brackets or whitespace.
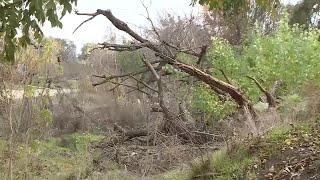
188,118,320,180
0,118,319,179
248,119,320,179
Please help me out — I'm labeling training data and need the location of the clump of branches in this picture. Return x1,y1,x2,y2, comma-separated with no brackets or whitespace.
73,3,281,140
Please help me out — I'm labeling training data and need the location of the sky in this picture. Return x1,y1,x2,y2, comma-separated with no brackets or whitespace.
42,0,302,53
42,0,202,53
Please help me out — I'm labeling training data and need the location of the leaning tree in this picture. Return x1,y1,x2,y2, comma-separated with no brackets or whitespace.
73,8,276,137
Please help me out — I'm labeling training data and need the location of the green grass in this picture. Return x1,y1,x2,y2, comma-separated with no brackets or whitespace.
0,133,105,179
266,121,313,144
266,126,291,143
190,145,254,180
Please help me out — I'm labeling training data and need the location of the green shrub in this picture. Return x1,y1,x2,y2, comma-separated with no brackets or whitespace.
186,18,320,122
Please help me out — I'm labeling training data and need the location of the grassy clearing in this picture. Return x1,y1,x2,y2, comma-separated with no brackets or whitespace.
0,133,104,179
189,146,253,180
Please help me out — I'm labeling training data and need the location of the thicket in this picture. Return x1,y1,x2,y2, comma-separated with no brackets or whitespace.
183,18,320,123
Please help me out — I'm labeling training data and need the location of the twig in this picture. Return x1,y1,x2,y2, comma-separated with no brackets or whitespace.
73,11,99,34
219,69,232,85
246,75,267,93
140,0,161,41
97,79,151,96
129,75,158,93
192,131,222,137
162,41,204,58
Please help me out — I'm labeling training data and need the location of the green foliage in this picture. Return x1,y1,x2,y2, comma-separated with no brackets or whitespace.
191,146,253,179
192,84,236,121
192,0,279,15
266,122,313,144
188,18,320,122
279,94,306,115
0,0,77,61
243,20,320,94
24,85,36,97
62,133,104,152
0,133,103,179
266,126,291,143
39,108,53,124
79,43,96,60
117,51,143,73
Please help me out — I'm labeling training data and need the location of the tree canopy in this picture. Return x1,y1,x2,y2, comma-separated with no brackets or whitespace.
0,0,77,61
192,0,279,14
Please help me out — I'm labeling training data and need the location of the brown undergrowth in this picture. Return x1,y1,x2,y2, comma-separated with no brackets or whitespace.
248,119,320,179
93,129,224,176
188,118,320,180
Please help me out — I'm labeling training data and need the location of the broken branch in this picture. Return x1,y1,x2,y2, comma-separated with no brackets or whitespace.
246,76,277,107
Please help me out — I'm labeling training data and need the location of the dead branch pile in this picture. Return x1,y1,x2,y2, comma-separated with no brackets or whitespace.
96,122,220,149
92,124,223,175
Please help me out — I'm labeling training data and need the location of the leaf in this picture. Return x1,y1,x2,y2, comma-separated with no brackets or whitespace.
0,0,77,61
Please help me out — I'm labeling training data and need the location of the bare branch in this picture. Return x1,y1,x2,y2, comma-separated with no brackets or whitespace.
162,41,204,58
79,9,257,125
140,0,161,41
92,68,150,82
246,76,267,94
108,77,130,92
97,9,148,43
142,57,160,81
129,75,158,93
73,11,99,34
141,55,170,116
97,42,151,51
76,9,162,53
246,76,277,107
108,80,151,96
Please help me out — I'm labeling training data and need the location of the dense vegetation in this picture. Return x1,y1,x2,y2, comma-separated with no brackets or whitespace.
0,0,319,179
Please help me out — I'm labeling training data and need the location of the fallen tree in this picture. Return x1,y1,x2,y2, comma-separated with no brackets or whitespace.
75,9,259,134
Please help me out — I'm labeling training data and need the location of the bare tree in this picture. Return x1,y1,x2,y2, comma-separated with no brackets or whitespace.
74,9,258,134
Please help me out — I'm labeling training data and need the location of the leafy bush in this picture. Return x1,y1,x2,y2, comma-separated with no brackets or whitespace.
189,18,320,122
